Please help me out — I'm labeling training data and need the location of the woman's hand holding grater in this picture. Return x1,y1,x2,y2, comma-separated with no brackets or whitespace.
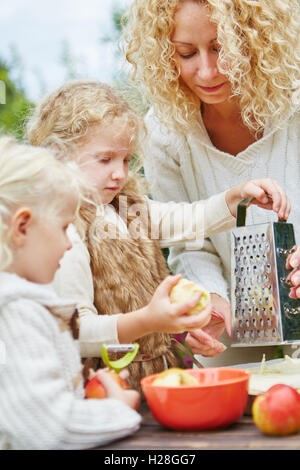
286,246,300,299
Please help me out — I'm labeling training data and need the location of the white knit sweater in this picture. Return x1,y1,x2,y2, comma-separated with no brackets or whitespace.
144,108,300,366
0,273,141,450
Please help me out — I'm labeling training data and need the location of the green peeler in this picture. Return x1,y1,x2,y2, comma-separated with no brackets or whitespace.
101,343,139,373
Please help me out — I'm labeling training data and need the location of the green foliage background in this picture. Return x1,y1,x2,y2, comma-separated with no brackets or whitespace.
0,2,143,140
0,58,33,139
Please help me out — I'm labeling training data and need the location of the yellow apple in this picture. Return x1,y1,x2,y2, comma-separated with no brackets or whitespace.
170,278,211,315
152,368,198,387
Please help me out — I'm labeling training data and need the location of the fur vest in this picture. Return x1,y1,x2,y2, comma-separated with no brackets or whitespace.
79,177,184,390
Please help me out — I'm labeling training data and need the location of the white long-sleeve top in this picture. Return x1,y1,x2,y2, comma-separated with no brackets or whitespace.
53,196,235,358
143,108,300,366
0,272,141,450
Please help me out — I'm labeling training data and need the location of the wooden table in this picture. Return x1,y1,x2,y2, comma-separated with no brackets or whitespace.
99,402,300,451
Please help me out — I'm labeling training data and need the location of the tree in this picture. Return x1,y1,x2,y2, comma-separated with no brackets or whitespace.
0,56,33,139
59,39,88,82
102,2,149,116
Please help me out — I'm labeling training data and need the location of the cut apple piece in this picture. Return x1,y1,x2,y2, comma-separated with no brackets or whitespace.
181,371,199,386
153,374,182,387
170,278,210,315
152,368,198,387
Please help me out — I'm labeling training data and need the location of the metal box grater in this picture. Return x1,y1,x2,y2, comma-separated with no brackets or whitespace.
231,197,300,347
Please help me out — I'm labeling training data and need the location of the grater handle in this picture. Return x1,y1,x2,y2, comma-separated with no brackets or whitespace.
236,197,254,227
236,194,285,227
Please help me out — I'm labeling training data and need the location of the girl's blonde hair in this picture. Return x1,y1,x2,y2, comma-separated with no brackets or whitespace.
0,136,82,271
26,80,144,171
122,0,300,135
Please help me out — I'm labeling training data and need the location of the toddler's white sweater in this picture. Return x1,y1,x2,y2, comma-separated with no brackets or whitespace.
0,273,141,450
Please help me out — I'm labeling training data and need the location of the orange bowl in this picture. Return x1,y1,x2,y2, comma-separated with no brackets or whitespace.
141,368,250,430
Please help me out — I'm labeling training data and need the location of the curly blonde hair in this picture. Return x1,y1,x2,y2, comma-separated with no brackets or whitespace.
122,0,300,135
26,80,144,172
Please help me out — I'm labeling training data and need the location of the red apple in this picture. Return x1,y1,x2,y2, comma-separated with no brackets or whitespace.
252,384,300,436
85,372,128,399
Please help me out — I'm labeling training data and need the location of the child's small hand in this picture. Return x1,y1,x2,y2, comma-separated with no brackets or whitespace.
96,369,140,411
226,178,290,219
146,274,212,334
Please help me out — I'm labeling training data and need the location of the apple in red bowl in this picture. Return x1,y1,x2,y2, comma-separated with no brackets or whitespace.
141,367,250,430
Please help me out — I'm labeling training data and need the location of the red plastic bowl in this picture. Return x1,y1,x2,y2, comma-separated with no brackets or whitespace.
141,368,250,430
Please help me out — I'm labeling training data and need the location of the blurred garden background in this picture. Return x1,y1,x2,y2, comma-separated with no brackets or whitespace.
0,0,144,139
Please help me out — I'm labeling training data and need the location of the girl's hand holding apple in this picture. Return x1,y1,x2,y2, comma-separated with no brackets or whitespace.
116,275,212,344
145,274,212,335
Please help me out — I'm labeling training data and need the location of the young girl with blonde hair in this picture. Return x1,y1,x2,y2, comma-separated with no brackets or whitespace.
26,80,290,389
0,136,142,450
122,0,300,365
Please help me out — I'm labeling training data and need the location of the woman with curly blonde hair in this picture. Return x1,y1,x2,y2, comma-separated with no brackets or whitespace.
122,0,300,365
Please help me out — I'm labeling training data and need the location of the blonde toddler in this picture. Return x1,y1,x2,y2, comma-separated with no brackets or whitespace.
0,136,141,450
